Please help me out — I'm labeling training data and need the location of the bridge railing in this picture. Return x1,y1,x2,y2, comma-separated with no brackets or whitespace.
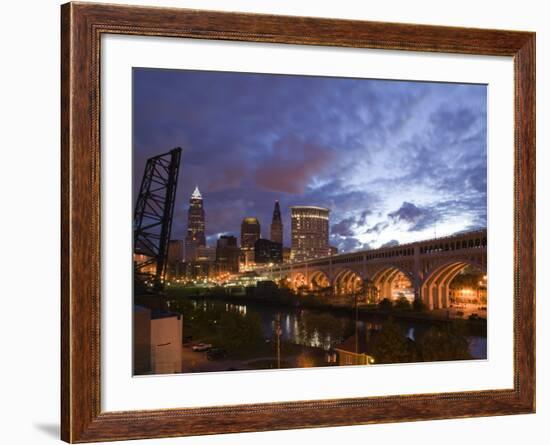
252,229,487,273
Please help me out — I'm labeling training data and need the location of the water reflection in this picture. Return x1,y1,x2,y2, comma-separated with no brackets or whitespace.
187,297,486,359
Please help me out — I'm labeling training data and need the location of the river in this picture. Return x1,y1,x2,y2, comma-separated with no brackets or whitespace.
180,296,487,361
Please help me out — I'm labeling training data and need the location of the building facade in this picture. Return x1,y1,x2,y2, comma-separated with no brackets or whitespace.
282,247,291,263
133,306,183,375
184,186,206,261
254,238,283,264
150,310,183,374
240,217,261,267
270,200,283,244
181,246,217,280
166,239,184,279
196,246,216,263
216,235,240,274
183,261,214,280
167,239,184,263
290,206,330,262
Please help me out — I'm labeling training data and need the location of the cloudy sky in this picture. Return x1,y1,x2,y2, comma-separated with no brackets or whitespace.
133,68,487,253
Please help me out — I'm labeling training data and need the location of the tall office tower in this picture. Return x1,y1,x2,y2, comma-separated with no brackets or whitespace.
184,185,206,261
216,235,240,274
270,200,283,245
254,238,283,264
240,217,261,266
166,239,184,279
290,206,330,262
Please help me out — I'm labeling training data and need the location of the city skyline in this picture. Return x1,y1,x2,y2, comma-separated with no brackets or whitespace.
133,68,487,252
182,184,331,253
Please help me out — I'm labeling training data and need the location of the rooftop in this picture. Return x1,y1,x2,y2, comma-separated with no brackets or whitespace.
151,309,182,320
335,332,378,355
242,217,260,224
191,185,202,199
289,206,330,212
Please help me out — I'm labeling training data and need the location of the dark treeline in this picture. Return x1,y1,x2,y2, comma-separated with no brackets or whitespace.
369,318,472,364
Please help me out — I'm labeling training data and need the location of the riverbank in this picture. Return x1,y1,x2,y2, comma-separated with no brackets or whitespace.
164,286,487,335
180,341,327,373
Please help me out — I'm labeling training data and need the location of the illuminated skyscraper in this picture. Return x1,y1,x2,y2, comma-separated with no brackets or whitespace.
290,206,330,262
184,185,206,261
240,217,261,266
270,200,283,245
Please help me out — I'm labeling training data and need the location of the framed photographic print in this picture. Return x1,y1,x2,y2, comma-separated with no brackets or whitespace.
61,2,535,442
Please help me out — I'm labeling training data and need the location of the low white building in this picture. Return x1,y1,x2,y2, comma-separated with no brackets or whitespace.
151,310,183,374
134,306,183,375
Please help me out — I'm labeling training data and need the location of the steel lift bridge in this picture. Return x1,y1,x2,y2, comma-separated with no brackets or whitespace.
133,147,182,293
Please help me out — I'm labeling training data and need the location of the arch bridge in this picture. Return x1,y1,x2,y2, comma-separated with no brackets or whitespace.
256,229,486,310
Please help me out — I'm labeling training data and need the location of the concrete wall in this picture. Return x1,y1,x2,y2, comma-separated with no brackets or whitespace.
150,315,183,374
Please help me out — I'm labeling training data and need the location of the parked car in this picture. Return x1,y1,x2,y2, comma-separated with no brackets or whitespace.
206,348,227,360
191,343,212,352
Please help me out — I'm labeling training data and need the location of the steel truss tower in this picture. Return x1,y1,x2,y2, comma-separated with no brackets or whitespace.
133,147,182,291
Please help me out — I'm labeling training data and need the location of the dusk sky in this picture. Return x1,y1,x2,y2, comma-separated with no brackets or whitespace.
133,68,487,253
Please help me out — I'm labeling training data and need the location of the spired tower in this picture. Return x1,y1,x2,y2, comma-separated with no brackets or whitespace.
270,200,283,245
184,185,206,261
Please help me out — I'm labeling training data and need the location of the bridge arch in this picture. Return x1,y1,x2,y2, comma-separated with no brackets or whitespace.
333,268,364,298
291,272,307,291
421,260,486,310
309,270,331,290
371,266,415,303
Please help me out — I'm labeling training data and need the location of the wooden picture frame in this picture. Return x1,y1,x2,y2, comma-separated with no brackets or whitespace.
61,2,535,442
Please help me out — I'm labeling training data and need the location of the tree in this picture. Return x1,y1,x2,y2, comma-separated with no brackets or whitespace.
417,320,471,362
216,311,265,356
412,298,426,312
394,296,411,310
299,312,345,348
371,318,415,364
378,298,393,311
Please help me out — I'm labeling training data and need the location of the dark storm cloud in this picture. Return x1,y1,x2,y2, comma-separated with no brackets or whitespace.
357,210,372,225
389,202,425,224
330,234,365,253
381,240,399,248
332,217,356,237
332,209,374,238
133,68,487,251
366,221,390,235
388,201,439,232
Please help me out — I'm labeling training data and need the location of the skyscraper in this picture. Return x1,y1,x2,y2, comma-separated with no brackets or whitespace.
270,200,283,245
290,206,330,262
166,239,184,279
241,217,261,267
254,238,283,264
184,185,206,261
216,235,240,274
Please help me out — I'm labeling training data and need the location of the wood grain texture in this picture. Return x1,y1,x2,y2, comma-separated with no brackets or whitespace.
60,2,536,442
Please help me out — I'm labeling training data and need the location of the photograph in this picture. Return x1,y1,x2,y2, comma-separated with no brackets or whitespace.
132,68,488,375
